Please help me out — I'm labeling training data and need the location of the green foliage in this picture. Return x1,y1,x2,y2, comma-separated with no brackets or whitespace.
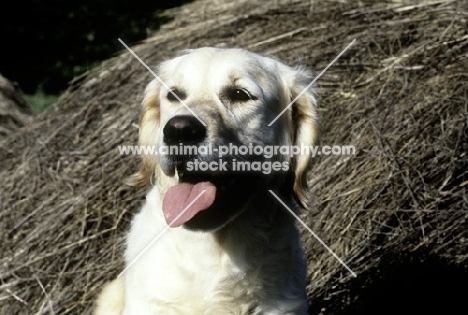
24,89,58,113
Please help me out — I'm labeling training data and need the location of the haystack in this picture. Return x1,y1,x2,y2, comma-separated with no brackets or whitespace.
1,0,467,314
0,74,33,137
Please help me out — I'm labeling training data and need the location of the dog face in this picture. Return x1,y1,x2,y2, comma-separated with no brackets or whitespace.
129,47,318,231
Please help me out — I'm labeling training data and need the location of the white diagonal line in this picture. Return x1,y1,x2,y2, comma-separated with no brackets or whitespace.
118,38,207,126
268,39,356,126
268,190,357,277
117,189,207,278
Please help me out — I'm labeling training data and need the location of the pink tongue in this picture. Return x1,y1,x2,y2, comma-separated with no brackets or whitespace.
162,182,216,227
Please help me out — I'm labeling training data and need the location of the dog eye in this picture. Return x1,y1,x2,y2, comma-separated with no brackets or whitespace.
167,88,186,102
226,88,254,102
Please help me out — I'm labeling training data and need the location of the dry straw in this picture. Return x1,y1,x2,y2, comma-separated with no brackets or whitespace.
1,0,467,314
0,74,33,137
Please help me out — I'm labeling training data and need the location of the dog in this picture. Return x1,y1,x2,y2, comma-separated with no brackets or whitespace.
94,47,319,315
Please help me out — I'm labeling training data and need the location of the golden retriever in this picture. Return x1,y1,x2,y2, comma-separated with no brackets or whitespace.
95,47,319,315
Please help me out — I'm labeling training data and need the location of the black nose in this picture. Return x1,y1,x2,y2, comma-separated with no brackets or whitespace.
163,115,206,145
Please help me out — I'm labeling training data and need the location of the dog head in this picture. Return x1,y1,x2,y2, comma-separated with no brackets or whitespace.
128,48,318,231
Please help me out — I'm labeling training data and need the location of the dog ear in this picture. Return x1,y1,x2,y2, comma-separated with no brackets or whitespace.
285,67,319,209
126,79,161,186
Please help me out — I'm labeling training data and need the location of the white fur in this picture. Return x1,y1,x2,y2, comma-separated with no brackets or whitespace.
94,47,318,315
113,187,308,315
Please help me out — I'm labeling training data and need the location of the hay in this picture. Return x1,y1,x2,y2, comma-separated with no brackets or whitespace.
0,74,33,137
1,0,467,314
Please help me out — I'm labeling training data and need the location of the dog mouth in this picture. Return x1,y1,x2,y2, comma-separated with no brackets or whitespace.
161,162,232,228
161,157,265,231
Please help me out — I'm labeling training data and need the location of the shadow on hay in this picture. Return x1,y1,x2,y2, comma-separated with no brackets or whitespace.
311,250,468,315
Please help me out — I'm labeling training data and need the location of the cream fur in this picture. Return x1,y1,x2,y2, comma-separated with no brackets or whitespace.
95,47,319,315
